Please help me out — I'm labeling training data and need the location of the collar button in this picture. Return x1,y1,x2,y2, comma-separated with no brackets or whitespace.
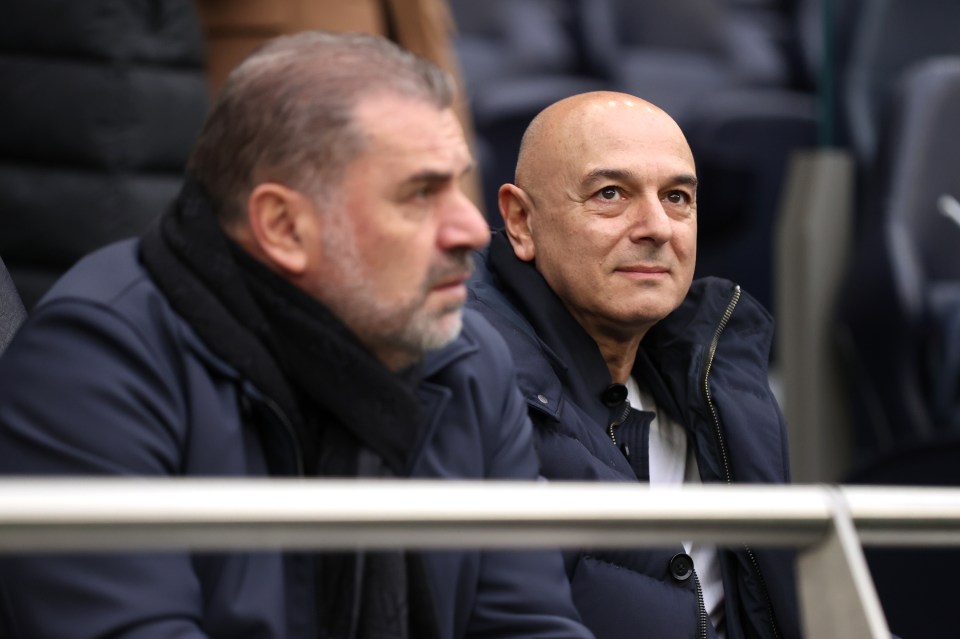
601,383,628,406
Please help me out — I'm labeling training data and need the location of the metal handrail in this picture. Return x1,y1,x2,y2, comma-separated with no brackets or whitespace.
0,479,833,550
0,479,955,638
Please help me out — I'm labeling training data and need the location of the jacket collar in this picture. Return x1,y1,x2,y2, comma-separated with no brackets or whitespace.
479,233,748,429
486,231,614,425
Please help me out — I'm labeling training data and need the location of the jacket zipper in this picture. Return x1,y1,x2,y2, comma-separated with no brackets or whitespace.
694,572,708,639
702,285,780,639
607,401,632,457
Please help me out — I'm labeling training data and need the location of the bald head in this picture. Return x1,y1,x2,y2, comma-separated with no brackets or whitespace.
515,91,692,197
498,91,698,367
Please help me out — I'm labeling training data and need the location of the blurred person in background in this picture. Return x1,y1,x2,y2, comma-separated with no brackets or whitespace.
468,91,800,639
0,0,481,310
0,1,209,309
195,0,484,211
0,32,593,639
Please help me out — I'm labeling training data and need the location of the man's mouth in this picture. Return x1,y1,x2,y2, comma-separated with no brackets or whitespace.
616,264,669,275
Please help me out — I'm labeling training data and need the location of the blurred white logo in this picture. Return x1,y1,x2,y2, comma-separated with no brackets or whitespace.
939,193,960,228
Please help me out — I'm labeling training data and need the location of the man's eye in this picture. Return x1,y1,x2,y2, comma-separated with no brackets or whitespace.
665,191,689,204
411,184,439,201
598,186,621,200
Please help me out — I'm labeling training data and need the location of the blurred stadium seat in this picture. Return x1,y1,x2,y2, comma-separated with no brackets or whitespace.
837,56,960,459
0,254,26,355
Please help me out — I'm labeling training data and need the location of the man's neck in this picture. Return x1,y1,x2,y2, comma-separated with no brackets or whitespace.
563,304,649,384
595,334,644,383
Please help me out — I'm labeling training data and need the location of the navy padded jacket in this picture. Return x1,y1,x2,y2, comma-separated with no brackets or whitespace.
0,239,594,639
467,234,801,639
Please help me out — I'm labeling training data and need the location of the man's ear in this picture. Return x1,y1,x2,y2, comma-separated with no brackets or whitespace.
499,184,536,262
246,183,313,275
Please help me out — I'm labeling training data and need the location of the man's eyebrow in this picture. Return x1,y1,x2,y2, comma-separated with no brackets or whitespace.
582,168,699,189
583,168,635,185
404,161,477,186
404,170,453,186
670,174,699,189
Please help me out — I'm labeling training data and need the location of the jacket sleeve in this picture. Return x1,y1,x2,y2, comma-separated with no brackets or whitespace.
461,314,596,639
0,299,211,638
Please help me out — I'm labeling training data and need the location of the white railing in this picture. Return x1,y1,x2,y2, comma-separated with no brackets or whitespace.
1,480,957,638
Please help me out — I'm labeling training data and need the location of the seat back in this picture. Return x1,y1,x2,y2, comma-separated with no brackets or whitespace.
884,58,960,305
0,0,208,309
0,255,26,355
844,0,960,170
835,56,960,457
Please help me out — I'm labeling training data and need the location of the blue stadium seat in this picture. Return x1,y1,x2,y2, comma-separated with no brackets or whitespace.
836,56,960,457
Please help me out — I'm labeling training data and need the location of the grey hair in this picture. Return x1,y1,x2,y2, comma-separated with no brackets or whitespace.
187,31,455,226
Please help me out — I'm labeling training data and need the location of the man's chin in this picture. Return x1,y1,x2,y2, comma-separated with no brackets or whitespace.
420,309,464,353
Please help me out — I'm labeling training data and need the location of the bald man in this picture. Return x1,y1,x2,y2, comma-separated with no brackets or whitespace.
467,91,800,639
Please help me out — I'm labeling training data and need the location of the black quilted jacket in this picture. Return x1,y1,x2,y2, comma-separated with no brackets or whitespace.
0,0,208,307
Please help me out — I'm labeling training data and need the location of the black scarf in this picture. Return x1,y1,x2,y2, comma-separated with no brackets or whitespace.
140,180,438,639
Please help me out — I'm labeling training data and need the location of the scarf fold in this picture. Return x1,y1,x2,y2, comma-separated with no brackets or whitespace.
140,180,438,639
232,245,425,476
141,181,302,440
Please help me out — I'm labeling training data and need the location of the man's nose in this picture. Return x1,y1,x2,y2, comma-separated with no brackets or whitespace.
627,194,673,244
439,191,490,252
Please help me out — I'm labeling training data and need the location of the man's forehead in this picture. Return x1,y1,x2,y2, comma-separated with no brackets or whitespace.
569,119,693,173
352,97,471,168
565,127,694,171
519,93,694,188
372,134,474,180
576,163,698,191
